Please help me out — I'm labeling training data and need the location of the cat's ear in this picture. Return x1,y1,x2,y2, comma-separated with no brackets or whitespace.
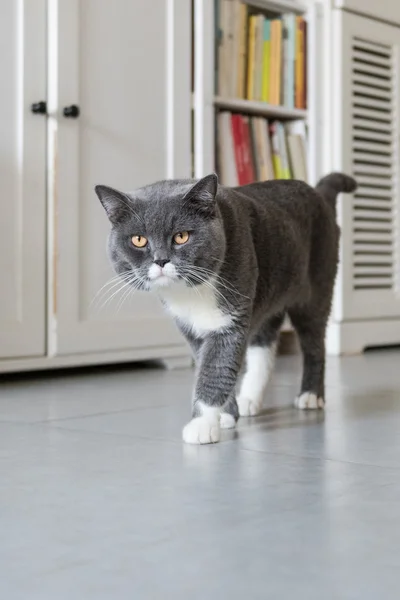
185,173,218,216
95,185,131,224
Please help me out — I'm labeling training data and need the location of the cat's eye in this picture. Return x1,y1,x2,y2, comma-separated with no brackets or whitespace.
131,235,148,248
173,231,190,245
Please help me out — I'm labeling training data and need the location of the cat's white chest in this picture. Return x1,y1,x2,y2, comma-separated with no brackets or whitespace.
160,283,232,338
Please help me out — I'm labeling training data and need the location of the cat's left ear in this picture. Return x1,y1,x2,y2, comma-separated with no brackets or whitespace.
95,185,131,224
185,173,218,216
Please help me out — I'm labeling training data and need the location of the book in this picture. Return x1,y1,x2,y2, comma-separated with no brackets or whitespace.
217,0,230,96
303,19,308,109
282,13,296,108
285,119,308,180
270,19,282,105
249,118,260,181
252,117,274,181
253,15,265,101
286,135,308,181
241,116,256,183
246,15,257,100
236,3,248,98
275,19,283,106
229,0,241,97
231,113,246,185
277,121,292,179
269,121,281,178
269,20,276,104
217,112,239,186
295,16,305,108
261,19,271,102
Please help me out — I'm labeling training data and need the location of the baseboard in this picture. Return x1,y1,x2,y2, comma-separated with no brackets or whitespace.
327,319,400,355
0,344,192,374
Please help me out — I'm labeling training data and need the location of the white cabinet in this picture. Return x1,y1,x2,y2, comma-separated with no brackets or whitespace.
334,0,400,27
0,0,47,359
327,9,400,353
0,0,192,371
52,0,191,355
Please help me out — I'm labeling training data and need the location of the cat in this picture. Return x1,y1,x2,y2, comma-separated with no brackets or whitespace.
95,172,357,444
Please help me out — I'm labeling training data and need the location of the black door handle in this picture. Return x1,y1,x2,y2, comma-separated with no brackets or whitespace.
31,101,47,115
63,104,80,118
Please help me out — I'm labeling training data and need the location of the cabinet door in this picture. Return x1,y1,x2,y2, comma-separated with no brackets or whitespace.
52,0,191,355
334,0,400,28
331,10,400,322
0,1,46,359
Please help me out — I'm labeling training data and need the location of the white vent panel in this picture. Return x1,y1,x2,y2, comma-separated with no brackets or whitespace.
351,36,396,291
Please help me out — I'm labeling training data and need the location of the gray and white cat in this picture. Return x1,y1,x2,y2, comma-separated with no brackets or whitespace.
95,172,356,444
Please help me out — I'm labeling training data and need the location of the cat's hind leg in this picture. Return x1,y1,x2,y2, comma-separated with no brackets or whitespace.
288,307,326,410
238,313,285,417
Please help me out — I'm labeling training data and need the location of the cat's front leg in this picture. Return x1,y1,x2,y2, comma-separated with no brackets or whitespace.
182,328,247,444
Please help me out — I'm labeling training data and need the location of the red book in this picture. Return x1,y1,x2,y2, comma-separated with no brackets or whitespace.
303,20,307,110
231,114,246,185
241,116,256,183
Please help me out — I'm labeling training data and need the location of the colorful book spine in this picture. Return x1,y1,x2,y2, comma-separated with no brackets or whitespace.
269,20,276,104
241,116,255,183
231,114,246,185
270,121,282,178
295,16,305,109
253,15,265,101
236,3,248,98
261,19,271,103
283,14,296,109
275,19,282,106
246,15,257,100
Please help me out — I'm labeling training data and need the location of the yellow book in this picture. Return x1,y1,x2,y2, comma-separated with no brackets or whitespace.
295,16,305,108
246,16,257,100
261,19,271,102
236,4,248,98
269,20,276,105
275,20,282,106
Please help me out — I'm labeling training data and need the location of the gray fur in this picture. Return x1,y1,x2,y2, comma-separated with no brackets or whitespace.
95,172,357,424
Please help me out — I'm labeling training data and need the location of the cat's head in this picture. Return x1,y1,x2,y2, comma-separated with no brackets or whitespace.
95,174,226,291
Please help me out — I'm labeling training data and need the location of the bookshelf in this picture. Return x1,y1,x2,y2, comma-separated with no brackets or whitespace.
193,0,322,185
193,0,323,336
214,96,307,119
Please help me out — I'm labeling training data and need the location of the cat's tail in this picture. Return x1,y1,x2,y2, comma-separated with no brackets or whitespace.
316,172,357,206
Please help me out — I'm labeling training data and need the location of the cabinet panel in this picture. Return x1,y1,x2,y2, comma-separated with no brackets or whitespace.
0,1,46,358
53,0,191,355
334,0,400,27
332,10,400,321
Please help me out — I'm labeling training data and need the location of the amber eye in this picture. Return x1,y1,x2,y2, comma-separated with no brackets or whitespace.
131,235,148,248
173,231,190,245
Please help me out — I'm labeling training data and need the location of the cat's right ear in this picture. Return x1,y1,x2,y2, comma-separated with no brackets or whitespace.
95,185,131,224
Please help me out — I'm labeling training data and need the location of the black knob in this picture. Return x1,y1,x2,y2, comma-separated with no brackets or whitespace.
31,101,47,115
63,104,80,118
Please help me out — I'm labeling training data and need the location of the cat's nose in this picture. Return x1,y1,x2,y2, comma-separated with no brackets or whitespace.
154,259,170,268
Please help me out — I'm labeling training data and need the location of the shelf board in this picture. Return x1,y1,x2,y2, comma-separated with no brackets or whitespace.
242,0,307,16
214,97,307,120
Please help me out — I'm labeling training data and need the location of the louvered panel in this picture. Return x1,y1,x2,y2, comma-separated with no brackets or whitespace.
354,255,393,265
353,165,393,177
353,141,391,154
354,200,392,211
353,208,391,220
350,35,396,294
352,73,391,91
352,106,391,121
353,243,392,254
354,121,392,134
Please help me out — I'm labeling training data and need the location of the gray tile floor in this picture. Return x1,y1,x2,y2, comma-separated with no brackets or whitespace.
1,351,400,600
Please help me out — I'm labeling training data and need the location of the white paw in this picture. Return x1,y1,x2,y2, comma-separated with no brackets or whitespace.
237,396,263,417
182,416,221,444
295,392,325,410
220,413,236,429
